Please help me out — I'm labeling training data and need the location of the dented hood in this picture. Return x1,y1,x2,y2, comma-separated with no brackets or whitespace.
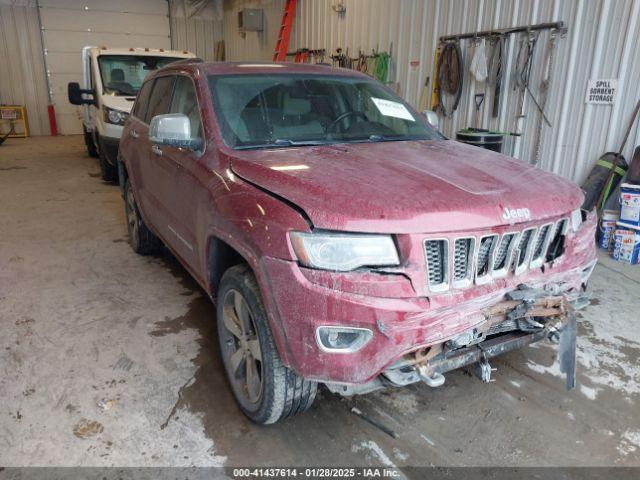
229,140,583,234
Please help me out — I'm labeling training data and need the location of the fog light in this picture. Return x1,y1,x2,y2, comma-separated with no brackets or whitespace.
316,326,373,353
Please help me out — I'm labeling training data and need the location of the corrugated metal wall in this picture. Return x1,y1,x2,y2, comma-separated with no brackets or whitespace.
222,0,287,61
0,1,50,136
170,0,224,61
224,0,640,185
171,16,224,60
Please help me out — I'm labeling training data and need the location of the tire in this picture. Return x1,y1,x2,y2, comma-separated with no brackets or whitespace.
84,127,98,158
217,265,317,424
97,134,118,183
123,178,161,255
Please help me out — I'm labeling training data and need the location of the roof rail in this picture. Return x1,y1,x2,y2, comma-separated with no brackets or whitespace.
167,57,204,66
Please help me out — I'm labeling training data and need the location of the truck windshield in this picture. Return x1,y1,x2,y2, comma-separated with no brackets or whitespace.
98,55,184,96
209,74,442,149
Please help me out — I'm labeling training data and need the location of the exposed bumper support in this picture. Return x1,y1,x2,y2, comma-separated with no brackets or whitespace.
415,293,578,391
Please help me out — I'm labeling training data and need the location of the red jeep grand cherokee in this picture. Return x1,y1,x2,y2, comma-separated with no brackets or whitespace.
118,61,597,424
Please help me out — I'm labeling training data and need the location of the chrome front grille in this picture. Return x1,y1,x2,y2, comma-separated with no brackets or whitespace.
423,218,568,292
515,228,536,272
425,239,448,290
452,238,474,285
476,235,497,279
494,233,516,271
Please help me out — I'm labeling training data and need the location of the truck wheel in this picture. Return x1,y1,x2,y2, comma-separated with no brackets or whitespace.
97,135,118,183
124,178,160,255
84,127,98,158
217,265,317,424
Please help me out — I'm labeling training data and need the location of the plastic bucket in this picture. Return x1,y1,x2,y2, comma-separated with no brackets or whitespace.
612,228,640,264
456,129,504,153
599,210,619,250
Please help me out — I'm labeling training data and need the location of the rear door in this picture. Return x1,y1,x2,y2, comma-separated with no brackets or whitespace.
138,75,176,237
124,78,153,198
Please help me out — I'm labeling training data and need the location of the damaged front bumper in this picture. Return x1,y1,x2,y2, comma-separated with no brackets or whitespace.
326,288,580,395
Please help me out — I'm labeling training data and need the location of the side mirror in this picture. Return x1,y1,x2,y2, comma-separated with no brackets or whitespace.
68,82,95,105
149,114,203,151
422,109,439,130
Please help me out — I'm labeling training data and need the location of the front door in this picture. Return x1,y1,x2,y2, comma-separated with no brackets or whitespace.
152,75,206,273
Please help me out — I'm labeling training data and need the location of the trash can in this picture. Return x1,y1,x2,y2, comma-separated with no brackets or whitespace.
456,128,504,153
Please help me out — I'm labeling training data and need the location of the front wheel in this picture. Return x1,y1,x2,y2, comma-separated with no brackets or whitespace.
217,265,317,424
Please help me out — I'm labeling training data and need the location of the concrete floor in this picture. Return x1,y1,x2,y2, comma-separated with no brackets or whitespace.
1,135,639,468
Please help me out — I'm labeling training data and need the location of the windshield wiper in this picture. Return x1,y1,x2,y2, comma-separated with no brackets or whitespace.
235,139,335,150
272,139,335,147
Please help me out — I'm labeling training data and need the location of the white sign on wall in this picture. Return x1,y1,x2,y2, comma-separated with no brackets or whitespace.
585,79,618,104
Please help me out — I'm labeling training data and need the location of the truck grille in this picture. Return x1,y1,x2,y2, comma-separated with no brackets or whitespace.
423,218,568,292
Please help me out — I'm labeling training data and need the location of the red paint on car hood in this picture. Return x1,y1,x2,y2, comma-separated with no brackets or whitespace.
229,140,583,234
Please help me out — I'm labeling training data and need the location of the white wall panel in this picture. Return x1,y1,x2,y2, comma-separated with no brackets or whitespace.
0,2,51,135
39,0,171,134
225,0,640,185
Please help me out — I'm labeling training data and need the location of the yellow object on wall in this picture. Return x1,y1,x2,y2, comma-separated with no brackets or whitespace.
0,105,29,137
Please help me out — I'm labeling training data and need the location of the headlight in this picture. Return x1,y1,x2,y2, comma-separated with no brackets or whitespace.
104,107,129,125
290,231,400,271
570,208,583,231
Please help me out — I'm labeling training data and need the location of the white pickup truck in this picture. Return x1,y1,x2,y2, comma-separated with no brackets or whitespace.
68,46,195,181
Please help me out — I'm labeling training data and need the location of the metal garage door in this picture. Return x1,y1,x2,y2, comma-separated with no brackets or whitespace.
39,0,170,134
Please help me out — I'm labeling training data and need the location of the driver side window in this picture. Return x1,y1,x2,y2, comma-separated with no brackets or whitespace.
169,76,202,140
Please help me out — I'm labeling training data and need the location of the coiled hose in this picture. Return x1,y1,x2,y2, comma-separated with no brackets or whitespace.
436,41,463,116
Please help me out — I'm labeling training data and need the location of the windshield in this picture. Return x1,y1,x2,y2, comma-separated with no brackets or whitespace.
209,74,442,149
98,55,185,96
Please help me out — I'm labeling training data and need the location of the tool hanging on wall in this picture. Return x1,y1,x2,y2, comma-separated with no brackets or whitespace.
430,46,442,111
436,41,463,116
512,31,539,139
419,76,430,113
532,28,561,165
487,36,505,118
470,39,488,83
473,93,485,127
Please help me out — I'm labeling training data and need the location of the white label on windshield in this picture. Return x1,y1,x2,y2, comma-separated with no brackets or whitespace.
371,97,415,121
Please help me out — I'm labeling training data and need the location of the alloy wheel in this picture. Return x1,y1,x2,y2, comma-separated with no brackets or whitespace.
220,288,263,408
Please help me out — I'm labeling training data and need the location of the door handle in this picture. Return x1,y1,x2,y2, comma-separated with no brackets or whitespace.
130,129,139,139
151,145,163,156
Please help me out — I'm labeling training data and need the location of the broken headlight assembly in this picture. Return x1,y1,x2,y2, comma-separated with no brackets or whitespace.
290,231,399,271
104,106,129,125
